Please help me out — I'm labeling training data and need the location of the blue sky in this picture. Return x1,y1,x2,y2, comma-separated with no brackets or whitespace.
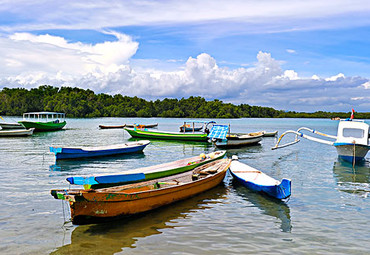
0,0,369,112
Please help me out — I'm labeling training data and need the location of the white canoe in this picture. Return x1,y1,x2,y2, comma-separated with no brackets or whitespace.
0,128,34,136
230,156,291,199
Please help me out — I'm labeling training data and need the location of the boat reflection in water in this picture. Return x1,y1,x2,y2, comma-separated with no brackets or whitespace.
231,180,292,233
333,159,370,197
51,185,227,254
49,153,146,172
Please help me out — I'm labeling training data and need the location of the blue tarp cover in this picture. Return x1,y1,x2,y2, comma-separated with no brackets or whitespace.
208,125,229,139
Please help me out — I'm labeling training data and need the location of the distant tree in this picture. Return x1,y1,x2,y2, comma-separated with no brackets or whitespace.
0,85,369,119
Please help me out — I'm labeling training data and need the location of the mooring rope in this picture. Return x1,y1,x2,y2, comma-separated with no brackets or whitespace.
353,142,356,168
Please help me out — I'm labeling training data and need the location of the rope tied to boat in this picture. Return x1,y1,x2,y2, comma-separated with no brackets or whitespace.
353,141,356,168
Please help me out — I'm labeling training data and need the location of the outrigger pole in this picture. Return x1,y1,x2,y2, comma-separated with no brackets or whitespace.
272,127,335,150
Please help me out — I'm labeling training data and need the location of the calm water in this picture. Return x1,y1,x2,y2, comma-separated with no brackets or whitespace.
0,117,369,255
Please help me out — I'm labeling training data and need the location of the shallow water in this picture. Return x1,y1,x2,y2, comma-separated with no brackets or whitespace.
0,117,369,254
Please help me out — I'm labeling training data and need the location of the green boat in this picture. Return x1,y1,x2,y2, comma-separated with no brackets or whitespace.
19,112,66,131
124,127,209,141
66,150,227,188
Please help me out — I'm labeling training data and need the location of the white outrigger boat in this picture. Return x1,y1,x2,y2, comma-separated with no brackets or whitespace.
272,118,369,164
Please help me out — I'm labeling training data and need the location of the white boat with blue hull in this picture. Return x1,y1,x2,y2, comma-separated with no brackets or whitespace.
333,120,369,162
230,156,291,200
50,140,150,160
272,117,369,164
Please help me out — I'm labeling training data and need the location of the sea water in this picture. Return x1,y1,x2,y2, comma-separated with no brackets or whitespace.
0,117,369,254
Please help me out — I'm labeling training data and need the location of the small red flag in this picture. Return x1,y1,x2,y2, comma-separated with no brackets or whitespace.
350,108,355,119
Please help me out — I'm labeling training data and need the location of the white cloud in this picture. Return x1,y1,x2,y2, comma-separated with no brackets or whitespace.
286,49,296,54
325,73,345,81
0,33,369,112
0,32,138,88
280,70,299,80
362,81,370,89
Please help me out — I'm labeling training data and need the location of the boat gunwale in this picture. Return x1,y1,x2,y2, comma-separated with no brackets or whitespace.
55,159,231,202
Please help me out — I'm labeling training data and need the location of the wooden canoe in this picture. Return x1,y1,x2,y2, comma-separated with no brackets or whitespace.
229,156,291,199
0,128,34,137
66,150,226,188
124,127,209,141
51,158,231,224
99,124,125,129
124,123,158,128
49,140,150,160
262,131,278,137
0,122,24,129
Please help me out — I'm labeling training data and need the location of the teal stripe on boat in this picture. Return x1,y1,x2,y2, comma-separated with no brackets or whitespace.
67,176,99,185
94,173,146,184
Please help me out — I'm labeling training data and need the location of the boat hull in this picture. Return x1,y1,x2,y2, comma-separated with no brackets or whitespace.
214,136,262,148
124,123,158,128
52,159,231,224
50,141,150,160
124,127,209,141
0,128,34,137
19,120,66,131
66,150,226,187
0,122,24,129
334,143,369,163
262,131,278,137
230,159,291,199
99,125,125,129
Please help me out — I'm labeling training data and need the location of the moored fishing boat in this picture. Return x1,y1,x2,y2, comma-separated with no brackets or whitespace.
0,122,24,129
179,120,215,132
124,127,209,142
49,140,150,160
0,128,35,137
179,125,202,132
208,125,263,147
18,112,66,131
66,150,226,188
125,123,158,128
51,158,231,224
99,124,125,129
262,130,278,137
230,156,291,199
272,115,369,164
333,120,369,162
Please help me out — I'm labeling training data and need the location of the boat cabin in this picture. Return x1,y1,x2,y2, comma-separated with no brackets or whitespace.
335,120,369,146
22,112,66,123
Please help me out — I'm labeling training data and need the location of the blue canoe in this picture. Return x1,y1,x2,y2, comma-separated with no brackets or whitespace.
50,140,150,160
230,156,291,199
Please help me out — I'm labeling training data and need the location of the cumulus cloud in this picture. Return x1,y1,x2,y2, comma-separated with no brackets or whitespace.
1,31,138,85
325,73,345,81
0,33,369,112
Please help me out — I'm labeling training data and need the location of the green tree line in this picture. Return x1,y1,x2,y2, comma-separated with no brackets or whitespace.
0,85,369,119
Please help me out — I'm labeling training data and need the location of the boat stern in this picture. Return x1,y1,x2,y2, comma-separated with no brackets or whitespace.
276,179,291,199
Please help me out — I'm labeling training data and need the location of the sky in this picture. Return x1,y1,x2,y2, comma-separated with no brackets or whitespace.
0,0,370,112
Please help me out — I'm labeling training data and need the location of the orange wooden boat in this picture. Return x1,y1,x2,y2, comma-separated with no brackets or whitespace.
51,158,231,224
